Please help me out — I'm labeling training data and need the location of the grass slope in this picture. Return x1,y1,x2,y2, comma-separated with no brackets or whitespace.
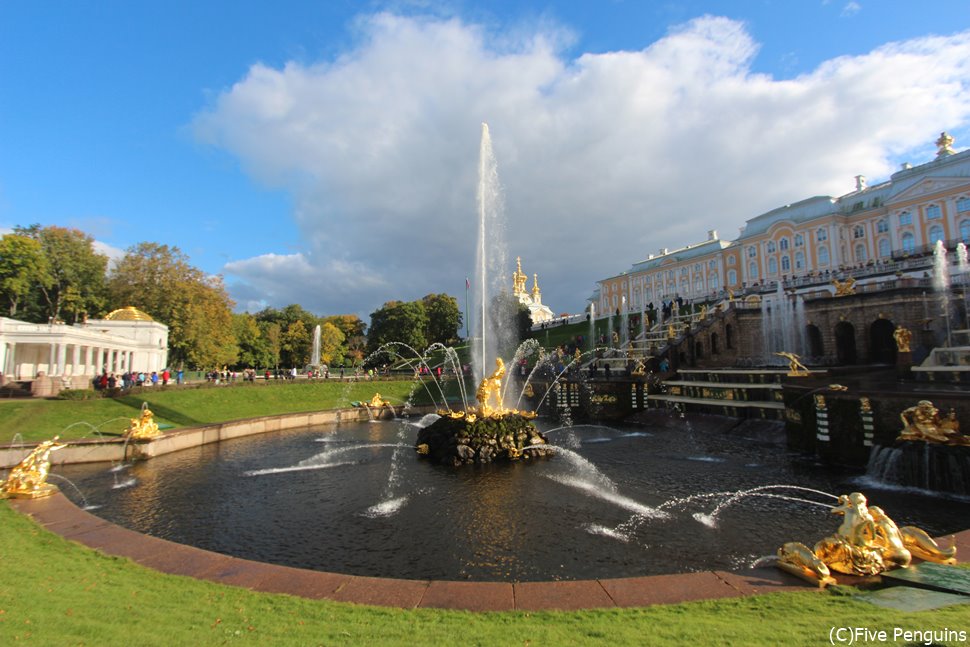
0,381,429,443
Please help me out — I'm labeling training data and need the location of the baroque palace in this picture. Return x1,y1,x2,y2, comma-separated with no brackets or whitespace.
592,133,969,315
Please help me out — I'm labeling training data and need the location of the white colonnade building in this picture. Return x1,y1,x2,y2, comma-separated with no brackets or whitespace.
0,307,168,396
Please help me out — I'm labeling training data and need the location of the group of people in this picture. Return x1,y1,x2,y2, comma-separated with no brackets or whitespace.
93,368,177,390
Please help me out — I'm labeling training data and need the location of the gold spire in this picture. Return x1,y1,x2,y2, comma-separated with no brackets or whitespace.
512,257,528,296
936,132,955,158
531,273,541,301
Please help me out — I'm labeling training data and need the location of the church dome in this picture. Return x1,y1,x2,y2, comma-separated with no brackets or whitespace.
104,306,154,322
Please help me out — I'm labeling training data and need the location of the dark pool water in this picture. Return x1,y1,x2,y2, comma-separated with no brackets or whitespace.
56,413,966,582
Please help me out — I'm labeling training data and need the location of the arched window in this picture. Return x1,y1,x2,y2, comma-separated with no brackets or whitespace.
818,245,830,266
766,240,777,253
794,233,804,247
768,257,778,275
961,219,970,242
817,228,828,242
877,219,889,233
727,255,736,266
781,255,791,272
727,269,737,285
795,251,805,270
749,261,759,280
878,238,891,258
928,224,944,243
710,274,719,290
899,212,913,226
747,246,757,258
901,232,915,254
855,244,867,262
853,225,865,239
779,237,790,251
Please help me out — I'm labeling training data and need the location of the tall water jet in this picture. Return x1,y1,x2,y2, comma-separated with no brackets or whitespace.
761,283,807,364
473,123,512,383
588,303,596,352
933,240,952,346
311,324,321,368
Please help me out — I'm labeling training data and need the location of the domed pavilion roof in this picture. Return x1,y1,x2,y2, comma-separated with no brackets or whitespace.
104,306,154,322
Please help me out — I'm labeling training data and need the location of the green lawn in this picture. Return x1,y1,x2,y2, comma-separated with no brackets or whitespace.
2,503,968,646
0,380,433,443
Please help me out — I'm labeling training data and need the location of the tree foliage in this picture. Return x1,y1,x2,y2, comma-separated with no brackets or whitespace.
367,300,429,357
15,225,107,323
319,322,346,365
106,242,237,369
0,234,51,317
421,293,462,346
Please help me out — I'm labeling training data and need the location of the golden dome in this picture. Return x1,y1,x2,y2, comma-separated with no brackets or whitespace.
104,306,154,322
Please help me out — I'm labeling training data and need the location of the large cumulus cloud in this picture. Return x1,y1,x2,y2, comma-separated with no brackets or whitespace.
195,13,970,316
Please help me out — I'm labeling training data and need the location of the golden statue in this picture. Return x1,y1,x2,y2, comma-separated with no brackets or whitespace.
831,277,856,296
1,437,66,499
631,360,647,376
898,400,968,445
775,352,809,377
893,326,912,352
125,403,160,440
476,358,506,417
367,393,390,408
777,492,956,587
936,131,955,157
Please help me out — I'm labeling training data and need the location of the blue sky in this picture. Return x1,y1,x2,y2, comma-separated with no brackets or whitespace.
2,1,969,318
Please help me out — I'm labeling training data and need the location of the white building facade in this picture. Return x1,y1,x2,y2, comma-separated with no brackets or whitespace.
0,307,168,396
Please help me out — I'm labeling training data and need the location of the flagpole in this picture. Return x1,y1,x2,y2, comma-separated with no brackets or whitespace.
464,277,470,340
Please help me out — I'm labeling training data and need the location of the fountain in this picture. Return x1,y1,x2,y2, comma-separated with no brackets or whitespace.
761,283,807,364
22,124,965,586
310,324,321,371
1,437,66,499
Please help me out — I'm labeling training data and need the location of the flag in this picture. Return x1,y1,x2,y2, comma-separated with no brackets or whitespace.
465,277,470,290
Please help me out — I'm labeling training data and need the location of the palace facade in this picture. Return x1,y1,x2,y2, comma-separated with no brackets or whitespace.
592,133,970,315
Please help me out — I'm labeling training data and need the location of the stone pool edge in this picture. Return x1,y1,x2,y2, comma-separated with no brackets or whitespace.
12,492,970,611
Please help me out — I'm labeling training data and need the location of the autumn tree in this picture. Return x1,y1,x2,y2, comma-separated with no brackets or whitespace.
280,319,311,368
232,312,275,369
106,242,237,369
0,233,51,317
319,321,346,365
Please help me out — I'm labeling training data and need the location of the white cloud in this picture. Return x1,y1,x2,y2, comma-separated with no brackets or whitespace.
195,13,970,316
841,2,862,17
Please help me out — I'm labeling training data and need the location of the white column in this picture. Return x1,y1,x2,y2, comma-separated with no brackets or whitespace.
72,344,81,377
84,346,93,375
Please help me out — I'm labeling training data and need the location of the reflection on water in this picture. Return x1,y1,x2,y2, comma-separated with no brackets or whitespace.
56,415,964,582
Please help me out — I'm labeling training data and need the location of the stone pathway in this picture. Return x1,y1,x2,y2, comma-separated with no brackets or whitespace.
10,493,970,611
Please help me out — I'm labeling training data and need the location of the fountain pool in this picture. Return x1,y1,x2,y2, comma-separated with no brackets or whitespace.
56,413,963,582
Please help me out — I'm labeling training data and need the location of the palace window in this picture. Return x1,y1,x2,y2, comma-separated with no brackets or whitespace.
747,246,757,258
794,233,804,247
768,257,778,275
779,237,790,251
928,224,944,244
926,205,942,220
727,269,737,285
961,219,970,242
727,255,736,265
749,261,759,280
795,251,805,270
901,232,915,254
818,245,830,266
766,240,776,253
853,225,865,239
899,212,913,226
710,274,719,290
708,260,717,270
781,255,791,272
877,219,889,233
878,238,891,258
817,228,828,242
855,244,867,262
957,197,970,213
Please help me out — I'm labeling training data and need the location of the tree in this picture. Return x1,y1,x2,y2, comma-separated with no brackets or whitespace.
319,321,346,365
281,320,312,368
233,313,274,368
367,300,429,357
260,321,282,368
421,293,462,346
16,225,107,323
0,233,50,317
106,242,237,369
323,314,366,339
